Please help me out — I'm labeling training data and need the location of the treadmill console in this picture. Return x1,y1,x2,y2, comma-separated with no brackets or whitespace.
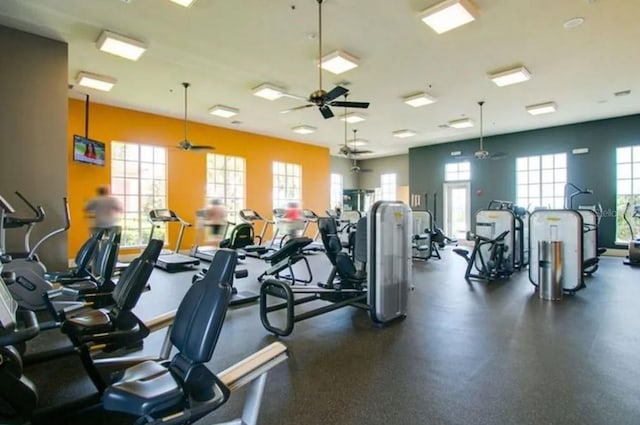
149,209,178,222
240,209,262,221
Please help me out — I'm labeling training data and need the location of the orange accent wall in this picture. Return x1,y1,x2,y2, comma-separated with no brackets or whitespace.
67,99,330,257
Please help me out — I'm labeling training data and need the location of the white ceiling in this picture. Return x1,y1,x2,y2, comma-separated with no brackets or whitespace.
0,0,638,158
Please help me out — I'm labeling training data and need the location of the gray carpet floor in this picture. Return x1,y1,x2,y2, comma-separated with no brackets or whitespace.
14,248,640,425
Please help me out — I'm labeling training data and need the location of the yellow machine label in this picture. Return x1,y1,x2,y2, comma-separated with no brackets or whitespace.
545,217,562,222
394,211,404,220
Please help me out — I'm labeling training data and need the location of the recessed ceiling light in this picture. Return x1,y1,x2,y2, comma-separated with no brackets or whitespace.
252,83,285,100
292,125,317,134
340,113,366,123
169,0,197,7
393,129,417,139
488,66,531,87
420,0,479,34
76,71,117,92
526,101,557,115
320,50,359,75
96,30,147,61
448,118,474,128
563,17,585,29
208,105,239,118
403,92,437,107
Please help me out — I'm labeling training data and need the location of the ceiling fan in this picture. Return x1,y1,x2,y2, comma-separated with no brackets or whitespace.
460,101,506,160
338,95,373,157
176,82,215,152
280,0,370,119
349,130,373,174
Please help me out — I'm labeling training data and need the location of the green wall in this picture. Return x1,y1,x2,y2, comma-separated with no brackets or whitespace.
409,114,640,248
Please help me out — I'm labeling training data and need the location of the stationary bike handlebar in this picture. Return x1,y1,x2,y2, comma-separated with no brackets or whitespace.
3,191,46,228
0,309,40,347
28,197,71,259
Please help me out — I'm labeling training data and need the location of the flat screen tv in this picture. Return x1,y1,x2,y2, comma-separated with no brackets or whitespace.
73,135,106,166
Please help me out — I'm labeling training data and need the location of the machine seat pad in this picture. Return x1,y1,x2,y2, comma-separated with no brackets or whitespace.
453,248,469,256
63,279,98,294
65,309,112,334
103,360,184,416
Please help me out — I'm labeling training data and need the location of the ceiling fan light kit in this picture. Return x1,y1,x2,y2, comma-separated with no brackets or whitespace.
76,71,117,92
420,0,479,34
488,66,532,87
208,105,239,118
96,30,147,61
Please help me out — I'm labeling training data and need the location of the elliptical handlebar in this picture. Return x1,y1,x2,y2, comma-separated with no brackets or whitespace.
3,191,46,227
623,202,634,240
27,197,71,260
564,183,593,210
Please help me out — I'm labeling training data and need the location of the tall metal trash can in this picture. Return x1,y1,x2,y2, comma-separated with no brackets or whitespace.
538,241,563,301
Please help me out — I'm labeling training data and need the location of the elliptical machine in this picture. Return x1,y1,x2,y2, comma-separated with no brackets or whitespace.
623,202,640,266
1,197,70,310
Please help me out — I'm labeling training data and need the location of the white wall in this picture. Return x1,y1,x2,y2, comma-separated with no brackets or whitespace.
0,26,68,269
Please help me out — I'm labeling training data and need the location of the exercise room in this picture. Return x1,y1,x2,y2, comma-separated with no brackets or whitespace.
0,0,639,424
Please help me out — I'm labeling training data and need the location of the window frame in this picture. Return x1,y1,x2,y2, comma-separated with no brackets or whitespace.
272,161,302,210
515,153,567,210
206,153,246,223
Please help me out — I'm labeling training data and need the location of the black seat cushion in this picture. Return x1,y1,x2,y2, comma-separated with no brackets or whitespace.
103,360,184,417
64,308,112,334
64,279,98,294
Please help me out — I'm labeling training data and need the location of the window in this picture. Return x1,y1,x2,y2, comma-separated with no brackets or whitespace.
206,154,245,222
111,142,167,247
273,161,301,209
380,173,397,201
330,173,343,209
516,153,566,210
445,161,471,181
616,146,640,243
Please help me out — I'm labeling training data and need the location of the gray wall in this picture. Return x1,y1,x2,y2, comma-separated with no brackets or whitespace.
330,155,358,189
0,26,68,268
358,154,409,189
409,114,640,248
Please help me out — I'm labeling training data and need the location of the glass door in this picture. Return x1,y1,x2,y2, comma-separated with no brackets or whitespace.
443,182,470,241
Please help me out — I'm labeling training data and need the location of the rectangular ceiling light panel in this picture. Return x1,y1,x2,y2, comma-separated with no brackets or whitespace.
489,66,531,87
448,118,474,128
169,0,198,7
76,71,117,92
393,129,417,138
209,105,239,118
526,101,557,115
97,30,147,61
404,92,437,107
320,50,359,75
292,125,317,134
420,0,479,34
252,83,284,100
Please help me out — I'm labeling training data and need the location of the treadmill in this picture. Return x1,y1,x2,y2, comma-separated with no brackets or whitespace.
190,217,246,262
148,209,200,272
239,209,273,258
301,209,326,253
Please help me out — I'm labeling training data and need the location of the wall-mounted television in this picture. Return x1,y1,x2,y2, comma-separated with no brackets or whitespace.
73,135,106,166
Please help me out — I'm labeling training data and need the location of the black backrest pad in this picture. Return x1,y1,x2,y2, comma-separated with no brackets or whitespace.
113,239,163,311
266,237,312,263
170,249,236,363
354,217,367,263
318,217,341,265
231,223,254,249
96,229,121,281
75,229,105,271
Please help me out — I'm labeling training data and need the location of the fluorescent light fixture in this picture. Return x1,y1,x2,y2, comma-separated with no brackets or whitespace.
420,0,479,34
572,148,589,155
292,125,317,134
403,92,437,107
340,113,366,123
320,50,359,75
208,105,239,118
252,83,284,100
169,0,198,7
526,101,557,115
393,129,417,139
488,66,531,87
448,118,474,128
96,30,147,61
76,71,117,92
450,151,462,156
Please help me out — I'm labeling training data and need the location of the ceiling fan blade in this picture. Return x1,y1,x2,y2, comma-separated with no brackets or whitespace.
319,105,334,119
189,145,215,151
351,149,373,155
490,152,507,160
280,104,314,114
325,86,349,102
360,168,373,172
330,101,370,109
280,92,309,101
